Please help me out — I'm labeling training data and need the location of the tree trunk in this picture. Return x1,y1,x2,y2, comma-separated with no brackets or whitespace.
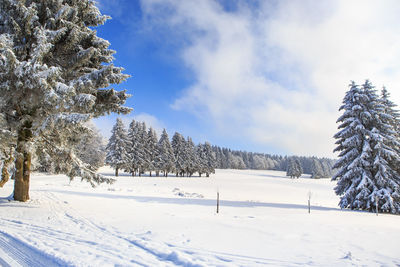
115,167,119,177
14,122,32,202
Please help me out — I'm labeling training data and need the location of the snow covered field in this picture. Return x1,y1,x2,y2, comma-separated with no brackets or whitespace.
0,167,399,266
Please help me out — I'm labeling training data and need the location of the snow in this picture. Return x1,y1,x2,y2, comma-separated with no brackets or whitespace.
1,167,399,266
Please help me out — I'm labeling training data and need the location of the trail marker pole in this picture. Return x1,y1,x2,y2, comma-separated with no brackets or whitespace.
376,195,378,216
308,191,312,214
217,191,220,214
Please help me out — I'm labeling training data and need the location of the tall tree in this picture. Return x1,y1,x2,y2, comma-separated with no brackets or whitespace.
333,81,373,210
155,129,175,177
333,81,400,213
146,127,158,176
0,1,130,201
171,132,186,177
137,122,149,176
311,158,324,179
286,157,302,178
198,142,215,177
106,119,129,177
185,137,198,177
126,119,138,175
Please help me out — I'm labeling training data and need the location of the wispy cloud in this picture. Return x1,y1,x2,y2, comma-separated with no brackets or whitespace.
140,0,400,157
96,0,126,19
93,113,166,140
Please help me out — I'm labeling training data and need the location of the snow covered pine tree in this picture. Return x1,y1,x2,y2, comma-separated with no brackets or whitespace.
333,81,400,213
0,1,131,201
155,129,175,177
286,158,302,178
106,119,130,177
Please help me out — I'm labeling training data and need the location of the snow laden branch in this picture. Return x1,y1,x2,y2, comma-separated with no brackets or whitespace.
0,0,131,201
37,124,115,187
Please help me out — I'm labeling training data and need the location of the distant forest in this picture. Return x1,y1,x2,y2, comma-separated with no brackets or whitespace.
211,146,335,178
106,118,335,178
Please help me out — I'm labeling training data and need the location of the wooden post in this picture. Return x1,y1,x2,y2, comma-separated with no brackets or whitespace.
217,191,219,214
376,195,378,216
308,191,312,214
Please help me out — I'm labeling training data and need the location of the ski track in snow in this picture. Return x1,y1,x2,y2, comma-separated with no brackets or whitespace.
0,192,342,267
1,168,400,266
0,230,67,267
0,191,310,267
1,191,253,266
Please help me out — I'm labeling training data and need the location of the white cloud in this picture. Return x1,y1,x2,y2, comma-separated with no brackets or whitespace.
141,0,400,157
96,0,126,19
93,113,165,140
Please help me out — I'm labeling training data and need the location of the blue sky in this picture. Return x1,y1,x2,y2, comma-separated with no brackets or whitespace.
94,0,400,158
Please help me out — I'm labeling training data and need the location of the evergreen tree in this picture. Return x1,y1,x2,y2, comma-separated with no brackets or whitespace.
294,159,303,178
0,0,130,201
311,158,324,179
155,129,175,177
202,142,215,177
126,120,139,176
286,158,302,178
185,137,198,177
146,127,158,176
320,159,333,178
196,144,205,176
171,132,186,176
333,81,400,213
75,123,106,171
286,158,296,178
106,119,129,177
333,81,374,210
137,122,148,176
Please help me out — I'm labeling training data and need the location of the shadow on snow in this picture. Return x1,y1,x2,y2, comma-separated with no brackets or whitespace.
45,189,340,212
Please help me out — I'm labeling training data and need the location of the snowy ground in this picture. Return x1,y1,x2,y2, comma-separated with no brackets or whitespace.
0,167,399,266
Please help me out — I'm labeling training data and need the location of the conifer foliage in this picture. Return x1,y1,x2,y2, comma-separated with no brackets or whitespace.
106,119,129,176
333,80,400,214
155,129,175,177
286,158,303,178
106,120,215,177
0,0,131,201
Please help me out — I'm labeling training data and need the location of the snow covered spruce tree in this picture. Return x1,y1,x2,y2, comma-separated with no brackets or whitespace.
126,120,139,176
333,81,400,213
35,122,105,174
286,158,302,178
172,132,187,177
0,1,131,201
185,137,198,177
155,129,175,177
196,142,215,177
75,123,106,172
137,122,149,176
311,158,324,179
146,127,158,176
106,119,129,177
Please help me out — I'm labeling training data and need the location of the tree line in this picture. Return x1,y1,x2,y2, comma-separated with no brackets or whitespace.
211,146,335,178
106,119,215,177
106,119,335,178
